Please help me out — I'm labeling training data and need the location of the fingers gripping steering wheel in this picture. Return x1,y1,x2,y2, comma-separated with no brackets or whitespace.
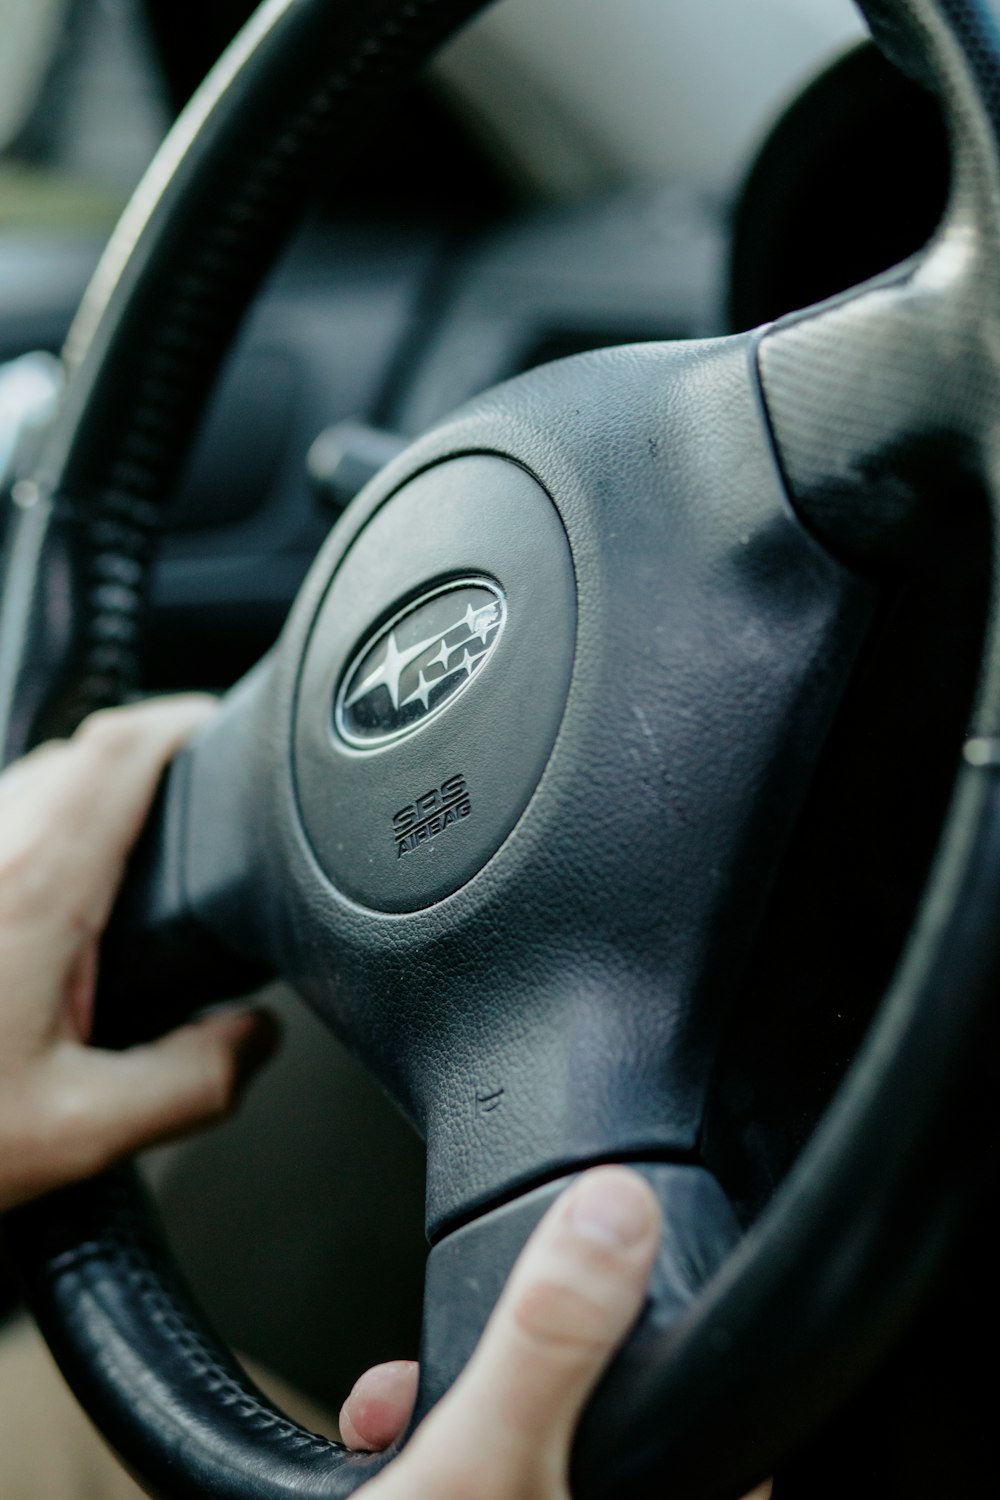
3,1,1000,1496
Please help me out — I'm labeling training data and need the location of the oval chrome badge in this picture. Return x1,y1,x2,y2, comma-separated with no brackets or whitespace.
335,578,507,749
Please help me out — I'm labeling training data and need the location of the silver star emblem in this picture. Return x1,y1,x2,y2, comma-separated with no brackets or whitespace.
344,625,445,713
426,640,453,673
401,668,435,712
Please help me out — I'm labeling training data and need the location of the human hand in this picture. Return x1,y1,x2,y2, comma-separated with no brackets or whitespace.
0,697,278,1213
339,1166,772,1500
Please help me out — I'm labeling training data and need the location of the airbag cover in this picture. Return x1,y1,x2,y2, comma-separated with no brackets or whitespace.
293,456,576,911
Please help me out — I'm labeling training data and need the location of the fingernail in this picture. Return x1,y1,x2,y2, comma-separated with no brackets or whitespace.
234,1010,282,1075
568,1168,656,1250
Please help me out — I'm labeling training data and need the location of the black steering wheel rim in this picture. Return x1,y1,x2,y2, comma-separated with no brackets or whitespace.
2,3,1000,1498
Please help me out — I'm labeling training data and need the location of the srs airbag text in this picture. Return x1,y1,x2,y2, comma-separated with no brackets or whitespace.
393,774,471,857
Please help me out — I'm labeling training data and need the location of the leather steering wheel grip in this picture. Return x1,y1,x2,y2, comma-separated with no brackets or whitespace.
9,1169,387,1500
3,4,1000,1500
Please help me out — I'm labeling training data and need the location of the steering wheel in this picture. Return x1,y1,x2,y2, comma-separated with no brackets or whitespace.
2,1,999,1496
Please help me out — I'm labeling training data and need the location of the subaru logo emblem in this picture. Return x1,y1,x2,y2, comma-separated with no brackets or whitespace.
335,578,506,749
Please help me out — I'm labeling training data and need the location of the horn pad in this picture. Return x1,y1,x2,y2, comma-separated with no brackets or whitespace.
293,456,577,912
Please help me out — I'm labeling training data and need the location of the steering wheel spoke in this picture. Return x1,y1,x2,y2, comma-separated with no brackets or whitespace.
96,658,282,1046
415,1163,741,1432
759,236,999,571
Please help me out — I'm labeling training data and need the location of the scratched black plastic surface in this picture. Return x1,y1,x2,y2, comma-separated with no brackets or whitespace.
184,335,867,1237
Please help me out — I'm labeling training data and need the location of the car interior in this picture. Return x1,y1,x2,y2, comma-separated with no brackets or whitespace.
0,1,997,1496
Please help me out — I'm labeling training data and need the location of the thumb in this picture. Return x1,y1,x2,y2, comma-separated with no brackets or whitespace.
393,1167,660,1498
22,1008,279,1200
460,1167,659,1456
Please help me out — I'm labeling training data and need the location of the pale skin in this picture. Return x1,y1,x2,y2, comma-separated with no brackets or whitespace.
0,698,771,1499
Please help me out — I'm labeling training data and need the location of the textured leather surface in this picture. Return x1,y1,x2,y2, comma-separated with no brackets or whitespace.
0,488,158,762
7,1169,389,1500
3,2,1000,1499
